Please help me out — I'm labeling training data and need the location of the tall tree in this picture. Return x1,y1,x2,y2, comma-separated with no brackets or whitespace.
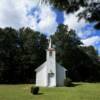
51,24,82,67
52,24,100,81
0,27,48,83
80,46,99,62
18,27,47,83
0,27,18,83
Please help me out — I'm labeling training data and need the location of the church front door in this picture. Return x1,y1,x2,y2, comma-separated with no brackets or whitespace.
48,73,54,87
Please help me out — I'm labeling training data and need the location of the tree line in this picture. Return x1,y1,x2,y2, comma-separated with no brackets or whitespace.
0,24,100,83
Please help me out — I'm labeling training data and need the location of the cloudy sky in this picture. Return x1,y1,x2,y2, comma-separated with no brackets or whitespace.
0,0,100,54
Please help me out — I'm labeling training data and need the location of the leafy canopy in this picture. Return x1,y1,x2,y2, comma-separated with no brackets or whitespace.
42,0,100,29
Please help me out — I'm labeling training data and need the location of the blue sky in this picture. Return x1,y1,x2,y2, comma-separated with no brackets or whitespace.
0,0,100,54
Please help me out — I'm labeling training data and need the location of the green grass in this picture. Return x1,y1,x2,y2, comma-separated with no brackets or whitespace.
0,83,100,100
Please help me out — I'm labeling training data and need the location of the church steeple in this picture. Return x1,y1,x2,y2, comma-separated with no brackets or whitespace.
47,37,56,87
48,38,52,49
48,37,55,51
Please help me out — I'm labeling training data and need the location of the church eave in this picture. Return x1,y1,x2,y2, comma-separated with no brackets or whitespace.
35,62,46,72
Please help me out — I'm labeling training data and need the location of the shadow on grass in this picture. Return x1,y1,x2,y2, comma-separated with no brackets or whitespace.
38,93,44,95
33,93,44,95
66,83,82,87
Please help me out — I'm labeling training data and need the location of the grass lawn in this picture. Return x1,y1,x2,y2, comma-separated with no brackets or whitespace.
0,83,100,100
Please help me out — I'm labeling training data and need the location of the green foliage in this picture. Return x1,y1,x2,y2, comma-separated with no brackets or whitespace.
80,46,99,63
0,26,100,83
78,2,100,29
52,24,100,82
43,0,87,13
51,24,82,66
0,27,18,83
0,27,47,83
43,0,100,29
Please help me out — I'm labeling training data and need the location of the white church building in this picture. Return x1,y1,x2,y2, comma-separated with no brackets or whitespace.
35,39,67,87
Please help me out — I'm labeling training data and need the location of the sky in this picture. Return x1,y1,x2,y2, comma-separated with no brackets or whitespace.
0,0,100,54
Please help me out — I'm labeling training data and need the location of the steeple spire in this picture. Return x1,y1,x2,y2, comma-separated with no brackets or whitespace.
48,37,52,49
48,37,55,51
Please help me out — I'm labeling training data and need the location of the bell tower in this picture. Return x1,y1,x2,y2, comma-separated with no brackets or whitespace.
46,38,56,87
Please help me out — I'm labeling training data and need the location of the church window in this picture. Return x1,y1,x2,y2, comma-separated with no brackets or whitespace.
49,51,52,56
48,70,54,77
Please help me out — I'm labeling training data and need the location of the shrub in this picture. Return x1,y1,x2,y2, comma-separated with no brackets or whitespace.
64,77,73,87
31,86,39,95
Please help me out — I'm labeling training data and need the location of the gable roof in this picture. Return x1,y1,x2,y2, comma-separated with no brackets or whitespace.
56,63,67,71
35,62,46,72
35,61,67,72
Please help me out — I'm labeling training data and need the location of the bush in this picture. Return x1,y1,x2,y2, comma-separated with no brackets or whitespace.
31,86,39,95
64,77,73,87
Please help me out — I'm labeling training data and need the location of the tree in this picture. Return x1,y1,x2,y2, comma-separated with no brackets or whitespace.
17,27,47,83
0,26,100,83
0,27,48,83
80,46,99,62
43,0,86,12
52,24,100,81
78,2,100,29
0,27,18,83
51,24,82,65
42,0,100,29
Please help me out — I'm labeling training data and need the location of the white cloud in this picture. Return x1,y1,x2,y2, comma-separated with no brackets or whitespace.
0,0,34,29
0,0,58,35
63,6,100,54
64,7,87,31
81,36,100,46
63,7,94,41
36,5,58,35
